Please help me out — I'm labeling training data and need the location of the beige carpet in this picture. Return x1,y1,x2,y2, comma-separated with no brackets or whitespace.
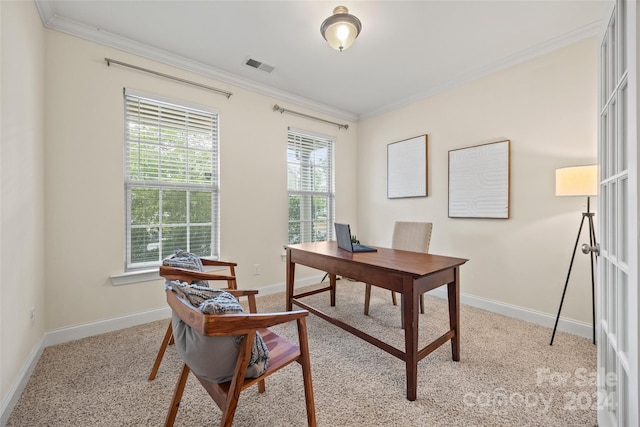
8,281,596,426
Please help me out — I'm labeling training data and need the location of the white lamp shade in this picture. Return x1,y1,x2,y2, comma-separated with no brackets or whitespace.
555,165,598,196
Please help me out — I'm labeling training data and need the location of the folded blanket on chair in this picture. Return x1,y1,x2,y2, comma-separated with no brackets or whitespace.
171,282,243,314
169,281,270,382
163,249,209,287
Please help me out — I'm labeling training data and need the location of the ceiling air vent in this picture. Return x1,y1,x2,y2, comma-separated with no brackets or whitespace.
244,57,275,73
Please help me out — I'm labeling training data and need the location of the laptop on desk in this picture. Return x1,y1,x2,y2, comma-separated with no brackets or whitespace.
334,223,377,253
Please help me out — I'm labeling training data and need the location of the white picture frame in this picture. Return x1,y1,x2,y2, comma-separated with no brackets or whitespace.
448,140,510,219
387,135,428,199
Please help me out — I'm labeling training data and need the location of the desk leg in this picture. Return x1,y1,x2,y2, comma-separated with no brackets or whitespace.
286,249,295,311
402,275,419,401
447,266,461,362
329,274,337,306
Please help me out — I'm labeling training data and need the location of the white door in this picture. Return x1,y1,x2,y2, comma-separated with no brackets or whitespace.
598,0,638,426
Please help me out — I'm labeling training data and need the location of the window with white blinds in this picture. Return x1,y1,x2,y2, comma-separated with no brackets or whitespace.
124,90,219,270
287,128,335,244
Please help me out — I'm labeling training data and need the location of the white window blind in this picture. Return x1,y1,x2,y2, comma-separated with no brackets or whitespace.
124,90,219,269
287,128,335,244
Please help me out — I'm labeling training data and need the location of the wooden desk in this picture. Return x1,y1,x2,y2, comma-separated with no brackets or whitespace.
286,241,468,401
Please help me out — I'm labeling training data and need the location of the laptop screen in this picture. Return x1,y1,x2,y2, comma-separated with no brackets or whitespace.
334,223,353,252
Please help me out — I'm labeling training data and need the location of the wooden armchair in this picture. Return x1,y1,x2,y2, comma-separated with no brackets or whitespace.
148,259,238,381
164,286,316,427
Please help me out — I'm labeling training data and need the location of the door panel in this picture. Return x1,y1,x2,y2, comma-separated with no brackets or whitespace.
597,1,637,426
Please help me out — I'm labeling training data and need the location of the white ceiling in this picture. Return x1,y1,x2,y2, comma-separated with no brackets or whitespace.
35,0,612,121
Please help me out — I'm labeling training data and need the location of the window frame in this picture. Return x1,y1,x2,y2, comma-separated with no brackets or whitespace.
287,127,336,245
123,89,220,270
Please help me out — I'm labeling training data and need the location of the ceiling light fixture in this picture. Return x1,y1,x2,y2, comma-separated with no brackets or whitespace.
320,6,362,52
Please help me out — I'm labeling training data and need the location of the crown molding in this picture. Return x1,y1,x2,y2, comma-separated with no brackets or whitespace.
36,0,603,123
34,1,358,123
359,20,604,120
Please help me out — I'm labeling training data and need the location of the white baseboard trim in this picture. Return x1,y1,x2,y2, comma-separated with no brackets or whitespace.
42,277,593,346
427,288,593,339
0,336,45,427
45,307,172,347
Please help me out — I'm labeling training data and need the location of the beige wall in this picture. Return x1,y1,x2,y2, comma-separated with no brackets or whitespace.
1,0,46,413
358,37,598,323
43,31,359,331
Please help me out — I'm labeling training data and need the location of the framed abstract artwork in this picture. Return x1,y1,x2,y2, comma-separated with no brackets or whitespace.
448,139,510,219
387,134,428,199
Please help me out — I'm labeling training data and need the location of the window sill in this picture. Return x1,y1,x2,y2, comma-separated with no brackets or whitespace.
110,269,160,286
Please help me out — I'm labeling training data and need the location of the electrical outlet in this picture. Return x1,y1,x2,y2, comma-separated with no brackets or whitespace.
30,307,35,326
253,264,261,275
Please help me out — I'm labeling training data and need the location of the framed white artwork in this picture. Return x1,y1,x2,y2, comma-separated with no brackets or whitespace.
387,135,428,199
448,140,510,219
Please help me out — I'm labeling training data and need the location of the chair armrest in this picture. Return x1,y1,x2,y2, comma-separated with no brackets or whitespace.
159,265,236,283
167,289,308,336
200,258,238,268
201,311,310,336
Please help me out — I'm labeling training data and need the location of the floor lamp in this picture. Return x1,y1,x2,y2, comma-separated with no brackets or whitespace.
550,165,598,346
